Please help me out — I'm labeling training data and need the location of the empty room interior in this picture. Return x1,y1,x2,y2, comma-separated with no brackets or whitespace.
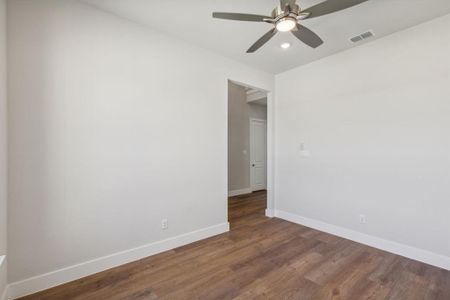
1,0,450,299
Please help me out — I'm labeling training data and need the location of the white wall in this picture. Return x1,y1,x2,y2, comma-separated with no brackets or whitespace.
228,82,267,193
0,0,6,296
7,0,273,285
275,14,450,263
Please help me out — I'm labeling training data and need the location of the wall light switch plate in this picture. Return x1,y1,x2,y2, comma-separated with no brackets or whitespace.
299,142,310,157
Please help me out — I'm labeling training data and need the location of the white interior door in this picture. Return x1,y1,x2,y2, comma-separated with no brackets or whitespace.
250,119,267,191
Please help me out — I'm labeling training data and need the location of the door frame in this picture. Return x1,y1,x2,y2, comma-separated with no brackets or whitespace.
249,118,267,192
227,79,274,218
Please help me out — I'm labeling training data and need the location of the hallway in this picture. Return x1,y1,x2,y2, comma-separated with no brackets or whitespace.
228,190,267,229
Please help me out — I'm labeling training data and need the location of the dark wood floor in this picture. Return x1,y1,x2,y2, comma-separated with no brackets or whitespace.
21,190,450,299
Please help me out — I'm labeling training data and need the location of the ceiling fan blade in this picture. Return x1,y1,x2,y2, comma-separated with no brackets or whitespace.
304,0,369,19
291,24,323,48
247,28,277,53
212,12,270,22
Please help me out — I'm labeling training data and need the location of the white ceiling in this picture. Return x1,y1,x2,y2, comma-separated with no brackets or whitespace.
82,0,450,74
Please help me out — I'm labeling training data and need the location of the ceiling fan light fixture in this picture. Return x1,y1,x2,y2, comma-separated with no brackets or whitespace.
275,17,297,32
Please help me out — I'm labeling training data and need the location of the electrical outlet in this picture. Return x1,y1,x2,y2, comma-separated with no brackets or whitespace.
161,219,168,230
299,142,311,157
359,214,367,224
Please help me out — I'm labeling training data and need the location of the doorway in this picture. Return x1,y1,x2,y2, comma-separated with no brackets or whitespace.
227,80,269,227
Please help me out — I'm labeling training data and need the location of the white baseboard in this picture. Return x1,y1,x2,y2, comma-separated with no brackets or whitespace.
265,209,274,218
228,188,252,197
275,210,450,271
7,222,230,300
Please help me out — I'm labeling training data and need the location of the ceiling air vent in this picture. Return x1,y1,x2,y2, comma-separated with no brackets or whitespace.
349,30,374,43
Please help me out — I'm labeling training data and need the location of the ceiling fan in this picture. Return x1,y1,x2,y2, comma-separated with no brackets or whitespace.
212,0,369,53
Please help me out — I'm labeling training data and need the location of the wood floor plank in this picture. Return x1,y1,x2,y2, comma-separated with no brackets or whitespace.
19,191,450,300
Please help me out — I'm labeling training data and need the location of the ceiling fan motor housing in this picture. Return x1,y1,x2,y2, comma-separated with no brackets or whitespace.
274,4,299,17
